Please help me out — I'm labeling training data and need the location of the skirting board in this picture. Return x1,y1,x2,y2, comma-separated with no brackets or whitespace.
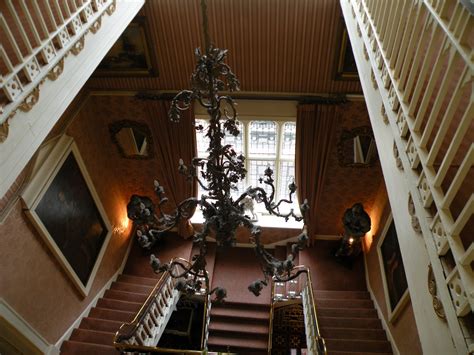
363,253,401,355
54,233,135,350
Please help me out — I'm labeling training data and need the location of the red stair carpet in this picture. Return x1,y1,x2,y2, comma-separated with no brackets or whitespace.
60,233,193,355
300,240,393,355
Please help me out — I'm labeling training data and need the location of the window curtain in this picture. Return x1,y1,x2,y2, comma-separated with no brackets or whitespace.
296,103,338,240
146,100,197,238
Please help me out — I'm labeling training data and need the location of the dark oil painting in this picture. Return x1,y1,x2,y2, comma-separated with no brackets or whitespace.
35,153,108,286
381,221,408,311
336,25,359,80
96,18,155,76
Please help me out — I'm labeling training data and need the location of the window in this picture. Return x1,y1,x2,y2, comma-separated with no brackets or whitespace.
195,118,299,215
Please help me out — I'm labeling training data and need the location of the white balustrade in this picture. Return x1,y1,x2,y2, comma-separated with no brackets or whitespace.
0,0,116,137
348,0,473,351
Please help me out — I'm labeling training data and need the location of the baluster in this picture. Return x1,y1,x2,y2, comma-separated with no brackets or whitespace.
451,196,473,238
31,1,50,39
398,4,429,92
441,145,473,210
433,94,474,189
388,0,410,67
42,0,59,31
410,39,450,129
426,68,470,167
52,0,65,25
393,1,420,80
416,46,460,140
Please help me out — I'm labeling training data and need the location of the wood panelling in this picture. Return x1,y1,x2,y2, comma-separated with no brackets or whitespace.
87,0,362,94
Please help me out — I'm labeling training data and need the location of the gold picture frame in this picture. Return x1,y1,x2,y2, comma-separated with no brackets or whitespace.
95,17,157,77
335,26,359,81
377,213,410,322
21,135,112,297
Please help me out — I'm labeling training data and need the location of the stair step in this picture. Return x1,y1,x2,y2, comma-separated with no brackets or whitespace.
210,306,269,321
212,301,270,311
88,307,135,323
117,274,158,287
325,338,392,353
314,290,371,300
316,298,373,309
319,316,382,329
96,298,142,313
209,317,269,332
321,327,387,341
79,317,123,333
209,327,268,339
110,281,153,295
61,340,118,355
70,328,115,346
208,334,267,351
318,307,378,318
103,289,148,304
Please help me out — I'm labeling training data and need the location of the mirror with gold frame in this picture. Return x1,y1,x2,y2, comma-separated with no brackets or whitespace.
109,120,154,159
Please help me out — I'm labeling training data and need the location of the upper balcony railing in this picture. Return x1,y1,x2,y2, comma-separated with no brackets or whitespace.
347,0,472,351
0,0,116,140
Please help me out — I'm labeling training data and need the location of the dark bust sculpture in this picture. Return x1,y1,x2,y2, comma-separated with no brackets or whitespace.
342,202,371,237
335,203,371,260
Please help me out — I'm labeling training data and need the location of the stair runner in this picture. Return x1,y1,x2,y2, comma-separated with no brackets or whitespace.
315,290,393,355
207,301,270,354
60,274,157,354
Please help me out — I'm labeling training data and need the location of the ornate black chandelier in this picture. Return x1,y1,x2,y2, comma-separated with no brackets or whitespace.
128,0,309,302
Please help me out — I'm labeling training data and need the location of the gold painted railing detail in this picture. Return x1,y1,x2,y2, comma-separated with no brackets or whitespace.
269,265,327,355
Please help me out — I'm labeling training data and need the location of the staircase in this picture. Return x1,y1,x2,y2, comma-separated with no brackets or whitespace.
316,290,392,355
208,301,270,354
60,232,194,354
61,274,157,354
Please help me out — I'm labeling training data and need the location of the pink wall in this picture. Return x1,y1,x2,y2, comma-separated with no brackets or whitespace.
0,96,134,343
364,182,423,355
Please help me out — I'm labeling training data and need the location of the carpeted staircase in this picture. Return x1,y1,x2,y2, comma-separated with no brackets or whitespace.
316,290,392,355
299,240,393,355
61,274,157,354
207,301,270,354
60,233,194,355
60,236,394,354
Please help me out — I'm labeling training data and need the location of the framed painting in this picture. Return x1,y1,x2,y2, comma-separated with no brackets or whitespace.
95,17,157,77
22,135,112,297
377,214,409,322
335,23,359,81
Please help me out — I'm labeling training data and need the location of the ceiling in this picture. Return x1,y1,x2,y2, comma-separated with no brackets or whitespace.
87,0,362,94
